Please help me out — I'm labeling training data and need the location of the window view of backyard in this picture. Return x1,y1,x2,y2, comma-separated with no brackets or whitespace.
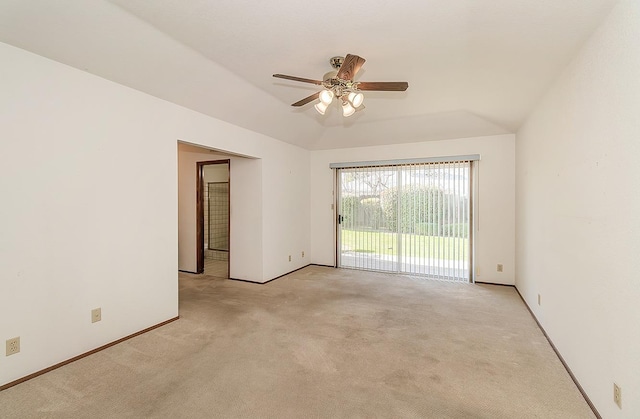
338,162,470,281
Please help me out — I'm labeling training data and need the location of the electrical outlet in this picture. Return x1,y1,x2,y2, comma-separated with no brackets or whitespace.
302,251,305,258
537,294,541,305
91,308,102,323
614,383,622,409
6,337,20,356
288,255,291,262
497,264,503,272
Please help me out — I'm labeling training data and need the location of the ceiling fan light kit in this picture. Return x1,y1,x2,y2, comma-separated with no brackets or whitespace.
273,54,408,118
319,89,334,105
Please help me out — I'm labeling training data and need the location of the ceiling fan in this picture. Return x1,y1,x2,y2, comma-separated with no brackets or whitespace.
273,54,408,117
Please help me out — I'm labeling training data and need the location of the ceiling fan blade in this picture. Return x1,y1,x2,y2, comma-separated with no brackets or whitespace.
273,74,323,85
336,54,366,81
356,81,409,91
291,92,320,107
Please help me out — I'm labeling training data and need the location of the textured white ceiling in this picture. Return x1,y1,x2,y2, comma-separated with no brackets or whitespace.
0,0,618,149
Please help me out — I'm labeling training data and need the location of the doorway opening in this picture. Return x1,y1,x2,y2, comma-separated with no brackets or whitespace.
197,160,230,277
335,159,473,282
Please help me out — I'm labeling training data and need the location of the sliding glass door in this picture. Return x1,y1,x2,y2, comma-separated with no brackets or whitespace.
337,161,471,282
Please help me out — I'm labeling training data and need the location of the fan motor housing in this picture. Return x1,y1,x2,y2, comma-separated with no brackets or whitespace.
322,71,338,82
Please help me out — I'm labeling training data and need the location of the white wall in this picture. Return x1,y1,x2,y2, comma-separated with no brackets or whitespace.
515,1,640,417
0,41,309,387
261,147,311,280
204,164,229,183
178,148,213,272
310,134,516,285
177,147,263,280
176,143,312,282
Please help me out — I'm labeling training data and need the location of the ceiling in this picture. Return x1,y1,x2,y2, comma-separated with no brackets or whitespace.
0,0,618,150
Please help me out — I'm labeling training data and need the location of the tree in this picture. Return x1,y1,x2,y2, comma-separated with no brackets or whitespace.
381,186,469,236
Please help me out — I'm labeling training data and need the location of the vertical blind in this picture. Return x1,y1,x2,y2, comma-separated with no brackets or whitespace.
336,160,472,282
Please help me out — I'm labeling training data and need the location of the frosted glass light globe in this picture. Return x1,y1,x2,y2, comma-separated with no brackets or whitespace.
342,101,355,117
319,90,334,105
348,92,364,108
315,101,328,115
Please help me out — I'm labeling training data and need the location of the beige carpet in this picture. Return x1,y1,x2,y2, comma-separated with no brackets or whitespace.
0,266,594,418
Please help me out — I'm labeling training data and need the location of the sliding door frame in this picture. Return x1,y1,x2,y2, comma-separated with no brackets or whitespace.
333,156,479,282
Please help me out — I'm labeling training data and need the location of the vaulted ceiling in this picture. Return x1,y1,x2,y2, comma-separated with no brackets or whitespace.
0,0,618,149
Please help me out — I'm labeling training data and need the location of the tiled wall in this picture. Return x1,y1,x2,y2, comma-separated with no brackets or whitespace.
205,182,229,261
202,163,229,261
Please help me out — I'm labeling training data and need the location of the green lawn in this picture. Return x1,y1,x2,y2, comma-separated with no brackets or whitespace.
340,229,469,261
